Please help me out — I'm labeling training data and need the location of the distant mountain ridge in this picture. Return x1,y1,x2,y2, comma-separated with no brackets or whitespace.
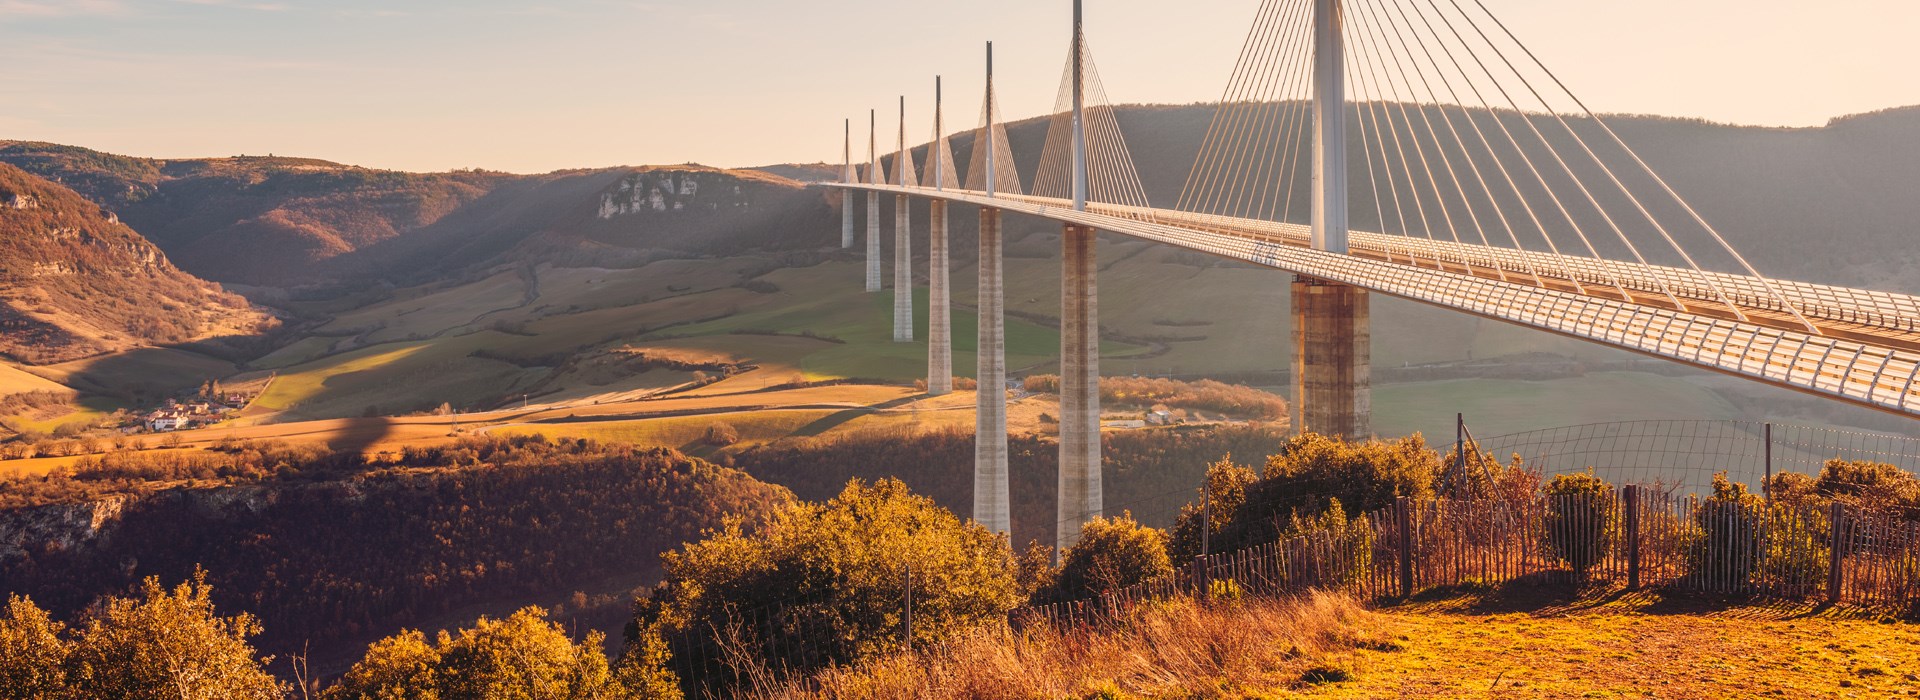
0,163,269,364
0,142,838,288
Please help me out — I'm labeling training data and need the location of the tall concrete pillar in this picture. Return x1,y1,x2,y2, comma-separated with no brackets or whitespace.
974,208,1009,534
893,195,914,342
841,192,855,249
865,194,881,292
1290,276,1370,438
841,118,855,249
927,201,952,394
1290,0,1369,438
1058,224,1102,550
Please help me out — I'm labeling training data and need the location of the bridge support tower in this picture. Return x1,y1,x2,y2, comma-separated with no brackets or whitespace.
865,196,881,291
1291,277,1370,437
841,118,855,249
927,201,952,394
1293,0,1371,437
1058,224,1102,550
974,208,1009,534
865,109,882,292
893,195,913,342
842,193,857,250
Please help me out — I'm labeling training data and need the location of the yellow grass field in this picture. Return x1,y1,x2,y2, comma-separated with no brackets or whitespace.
493,409,842,456
764,591,1920,699
0,363,71,396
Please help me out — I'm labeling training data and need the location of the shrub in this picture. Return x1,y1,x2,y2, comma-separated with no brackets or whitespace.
324,607,619,700
1286,498,1374,590
1543,470,1618,578
1180,433,1439,553
702,422,740,447
1763,471,1822,509
0,573,285,700
1044,513,1175,603
0,595,69,699
1816,459,1920,511
1684,473,1767,593
1167,456,1259,560
635,478,1020,692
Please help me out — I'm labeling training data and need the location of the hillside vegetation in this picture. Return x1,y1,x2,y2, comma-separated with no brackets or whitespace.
0,163,269,364
0,142,838,287
0,436,788,659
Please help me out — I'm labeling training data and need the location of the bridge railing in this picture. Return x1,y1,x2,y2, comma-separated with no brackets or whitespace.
835,182,1920,333
834,182,1920,416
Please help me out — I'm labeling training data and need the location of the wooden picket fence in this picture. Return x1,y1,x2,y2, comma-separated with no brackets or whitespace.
1025,489,1920,623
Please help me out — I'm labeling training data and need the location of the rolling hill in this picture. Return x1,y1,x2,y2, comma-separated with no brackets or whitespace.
0,142,839,288
0,163,270,364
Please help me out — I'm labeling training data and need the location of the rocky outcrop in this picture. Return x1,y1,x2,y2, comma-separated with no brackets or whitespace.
597,170,755,220
0,496,128,562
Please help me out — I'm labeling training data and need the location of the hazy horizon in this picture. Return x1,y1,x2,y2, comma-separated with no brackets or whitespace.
3,0,1916,174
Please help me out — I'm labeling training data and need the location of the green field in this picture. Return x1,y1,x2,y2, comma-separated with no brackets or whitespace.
1372,372,1744,441
246,333,540,420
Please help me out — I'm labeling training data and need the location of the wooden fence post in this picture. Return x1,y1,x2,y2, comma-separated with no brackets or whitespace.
1827,501,1846,605
1396,496,1414,598
1625,485,1641,590
1194,555,1208,599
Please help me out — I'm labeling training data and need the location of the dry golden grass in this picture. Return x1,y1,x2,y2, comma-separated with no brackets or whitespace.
742,591,1381,700
738,583,1920,700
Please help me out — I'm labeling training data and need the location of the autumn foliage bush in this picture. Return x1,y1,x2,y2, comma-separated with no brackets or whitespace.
634,478,1020,693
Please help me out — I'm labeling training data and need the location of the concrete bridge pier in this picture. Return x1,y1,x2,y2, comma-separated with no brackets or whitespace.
974,208,1009,534
1290,276,1370,438
865,193,881,292
1058,224,1102,550
927,200,952,394
893,195,914,342
841,191,855,249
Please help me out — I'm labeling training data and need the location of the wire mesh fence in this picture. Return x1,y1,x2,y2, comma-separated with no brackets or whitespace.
1445,419,1920,496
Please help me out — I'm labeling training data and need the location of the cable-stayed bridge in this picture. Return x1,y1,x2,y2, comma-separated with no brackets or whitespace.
824,0,1920,548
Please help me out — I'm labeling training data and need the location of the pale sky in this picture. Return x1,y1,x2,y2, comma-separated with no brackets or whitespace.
1,0,1915,174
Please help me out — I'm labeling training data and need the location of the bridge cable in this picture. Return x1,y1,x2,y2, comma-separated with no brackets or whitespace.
1419,0,1699,315
1388,0,1560,288
1373,0,1681,311
1365,0,1513,283
1346,15,1426,268
1407,0,1628,298
1347,0,1480,273
1243,5,1314,223
1198,0,1301,220
1273,38,1316,225
1462,0,1814,334
1177,0,1279,214
1346,9,1446,270
1405,0,1633,304
1086,45,1155,214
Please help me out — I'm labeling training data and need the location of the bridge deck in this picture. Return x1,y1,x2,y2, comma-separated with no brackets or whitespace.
832,183,1920,419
